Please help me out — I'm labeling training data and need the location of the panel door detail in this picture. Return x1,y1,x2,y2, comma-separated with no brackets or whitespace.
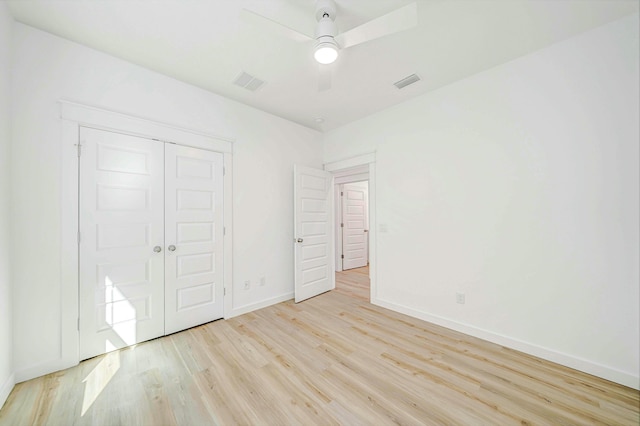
294,165,334,303
79,127,165,360
164,144,224,334
342,182,369,270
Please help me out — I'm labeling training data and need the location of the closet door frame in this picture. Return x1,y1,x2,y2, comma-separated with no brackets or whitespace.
59,100,233,372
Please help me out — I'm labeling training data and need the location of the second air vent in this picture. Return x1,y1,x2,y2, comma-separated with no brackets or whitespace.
393,73,421,89
233,71,265,92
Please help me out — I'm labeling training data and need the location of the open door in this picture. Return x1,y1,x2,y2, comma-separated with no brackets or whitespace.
294,165,335,303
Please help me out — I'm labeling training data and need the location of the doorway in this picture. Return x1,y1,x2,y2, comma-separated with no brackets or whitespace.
336,180,370,302
325,154,376,303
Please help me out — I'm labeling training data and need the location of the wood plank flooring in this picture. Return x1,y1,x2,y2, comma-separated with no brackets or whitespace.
1,266,638,425
334,265,370,301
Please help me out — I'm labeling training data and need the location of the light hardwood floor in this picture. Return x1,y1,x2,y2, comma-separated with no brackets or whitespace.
1,266,638,425
334,265,370,302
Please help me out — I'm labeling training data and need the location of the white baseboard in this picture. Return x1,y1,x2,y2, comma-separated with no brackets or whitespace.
0,372,15,410
372,297,640,390
227,292,294,319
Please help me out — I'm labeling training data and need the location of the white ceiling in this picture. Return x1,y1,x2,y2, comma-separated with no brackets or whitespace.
6,0,639,132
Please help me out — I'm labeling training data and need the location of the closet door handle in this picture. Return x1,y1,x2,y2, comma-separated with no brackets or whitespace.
153,246,162,253
168,245,176,252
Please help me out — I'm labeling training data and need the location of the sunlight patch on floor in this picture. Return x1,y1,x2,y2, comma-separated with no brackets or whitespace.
81,348,120,416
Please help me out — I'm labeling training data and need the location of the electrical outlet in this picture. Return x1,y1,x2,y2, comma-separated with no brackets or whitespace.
260,276,266,286
244,280,251,290
456,292,465,304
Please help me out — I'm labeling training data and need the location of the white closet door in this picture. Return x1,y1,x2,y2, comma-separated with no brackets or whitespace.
342,182,368,270
164,144,224,334
79,127,165,360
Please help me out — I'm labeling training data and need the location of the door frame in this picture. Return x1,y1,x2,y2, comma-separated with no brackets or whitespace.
324,153,376,302
59,100,234,371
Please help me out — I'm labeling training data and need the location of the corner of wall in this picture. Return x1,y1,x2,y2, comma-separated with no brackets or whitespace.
0,0,15,411
227,292,294,319
0,373,15,410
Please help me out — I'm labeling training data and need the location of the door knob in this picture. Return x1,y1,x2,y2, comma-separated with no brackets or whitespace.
153,246,162,253
168,245,176,252
297,238,303,243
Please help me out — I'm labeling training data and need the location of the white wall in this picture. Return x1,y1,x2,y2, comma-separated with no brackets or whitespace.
324,15,640,389
0,2,15,409
11,23,322,381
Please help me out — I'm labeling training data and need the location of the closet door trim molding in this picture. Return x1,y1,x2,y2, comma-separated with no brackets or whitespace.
59,100,234,374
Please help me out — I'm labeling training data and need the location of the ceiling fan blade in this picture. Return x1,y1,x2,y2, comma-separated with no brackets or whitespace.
335,2,417,49
318,64,332,92
240,9,313,43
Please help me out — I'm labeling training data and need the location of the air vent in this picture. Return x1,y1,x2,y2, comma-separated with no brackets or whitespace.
233,71,265,92
393,73,421,89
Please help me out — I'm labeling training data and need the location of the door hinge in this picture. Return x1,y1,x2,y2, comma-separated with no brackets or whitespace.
77,318,80,330
224,288,226,296
76,143,82,157
78,231,81,244
223,227,226,236
341,191,344,196
223,166,226,176
340,223,344,228
341,254,344,259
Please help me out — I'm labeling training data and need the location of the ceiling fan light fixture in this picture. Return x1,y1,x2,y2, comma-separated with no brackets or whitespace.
314,37,338,64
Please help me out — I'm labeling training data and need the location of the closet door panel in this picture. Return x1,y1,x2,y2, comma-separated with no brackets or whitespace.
164,144,224,334
79,127,165,360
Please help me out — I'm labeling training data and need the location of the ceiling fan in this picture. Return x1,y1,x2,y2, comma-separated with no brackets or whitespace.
240,0,418,91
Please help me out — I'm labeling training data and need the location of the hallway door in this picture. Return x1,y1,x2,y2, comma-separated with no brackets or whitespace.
342,182,368,270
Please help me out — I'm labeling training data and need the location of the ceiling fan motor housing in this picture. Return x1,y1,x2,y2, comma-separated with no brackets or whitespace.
315,16,337,39
313,0,339,64
315,0,338,49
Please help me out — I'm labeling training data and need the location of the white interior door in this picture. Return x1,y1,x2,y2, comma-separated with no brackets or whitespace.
342,182,369,270
294,165,334,303
79,127,165,360
164,144,224,334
